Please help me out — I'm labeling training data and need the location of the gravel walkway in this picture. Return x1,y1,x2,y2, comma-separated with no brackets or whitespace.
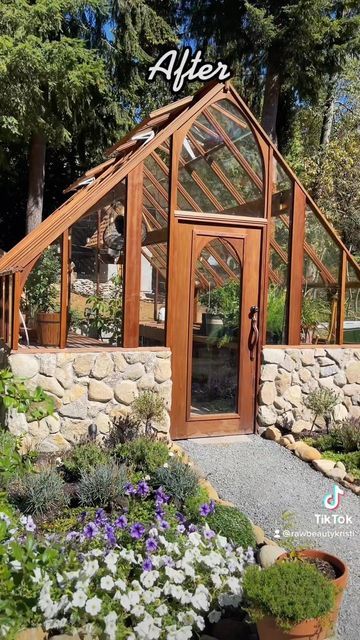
180,436,360,640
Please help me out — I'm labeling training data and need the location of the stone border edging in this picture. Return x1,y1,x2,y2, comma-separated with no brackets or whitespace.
263,427,360,497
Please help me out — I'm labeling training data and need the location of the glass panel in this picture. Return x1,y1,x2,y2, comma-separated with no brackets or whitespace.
301,205,341,344
191,239,241,415
22,240,61,346
266,159,293,344
139,146,169,346
69,181,126,346
344,260,360,344
178,99,264,217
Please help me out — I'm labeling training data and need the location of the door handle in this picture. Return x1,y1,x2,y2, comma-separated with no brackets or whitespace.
249,305,259,361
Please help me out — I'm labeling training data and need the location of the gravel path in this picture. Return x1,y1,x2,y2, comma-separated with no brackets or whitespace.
180,436,360,640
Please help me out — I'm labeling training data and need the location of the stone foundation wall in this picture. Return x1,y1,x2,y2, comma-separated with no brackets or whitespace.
5,349,172,452
258,347,360,431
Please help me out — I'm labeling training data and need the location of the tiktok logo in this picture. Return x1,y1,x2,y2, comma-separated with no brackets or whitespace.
323,484,345,510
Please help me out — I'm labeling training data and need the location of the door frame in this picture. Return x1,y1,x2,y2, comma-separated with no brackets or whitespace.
168,214,268,440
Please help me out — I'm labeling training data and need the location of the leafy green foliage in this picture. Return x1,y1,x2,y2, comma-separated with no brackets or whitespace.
207,504,256,548
24,246,60,314
184,485,210,523
61,441,110,481
266,285,286,342
305,388,339,431
0,431,26,489
0,368,55,420
301,294,328,335
130,391,167,435
244,561,335,630
85,275,123,345
9,468,69,517
114,437,169,474
200,281,239,327
330,418,360,453
78,462,127,508
41,506,97,533
153,458,198,503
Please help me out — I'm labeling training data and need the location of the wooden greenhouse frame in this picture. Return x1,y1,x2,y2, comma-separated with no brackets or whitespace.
1,80,359,438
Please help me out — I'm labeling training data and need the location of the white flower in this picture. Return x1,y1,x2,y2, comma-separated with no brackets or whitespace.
85,596,102,616
134,615,161,639
119,590,140,612
165,567,185,584
91,548,103,557
166,625,193,639
0,513,11,525
168,450,174,457
105,551,119,574
140,570,159,589
132,604,145,618
208,610,222,624
104,611,117,640
227,576,242,595
10,560,22,571
115,578,126,591
32,567,43,583
163,462,169,468
145,474,151,480
156,604,168,616
100,575,115,591
83,559,99,578
72,589,87,608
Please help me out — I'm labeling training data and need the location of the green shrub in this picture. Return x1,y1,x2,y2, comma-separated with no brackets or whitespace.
114,437,169,474
0,431,24,489
153,458,198,503
9,468,69,517
78,462,127,508
304,388,339,432
0,369,55,421
61,441,110,481
330,418,360,453
207,504,256,548
318,450,360,479
244,561,335,630
184,485,211,522
41,506,97,533
130,391,167,436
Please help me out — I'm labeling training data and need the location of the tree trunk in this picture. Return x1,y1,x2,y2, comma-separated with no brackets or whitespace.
261,52,281,144
26,132,46,234
312,73,338,200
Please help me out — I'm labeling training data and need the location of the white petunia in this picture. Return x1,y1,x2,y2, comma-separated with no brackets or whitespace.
132,604,145,618
208,610,222,624
72,589,87,608
140,570,159,589
105,551,119,574
165,566,185,584
100,575,115,591
134,615,161,639
91,548,103,557
104,611,117,640
166,625,193,640
10,560,22,571
83,559,99,578
85,596,102,616
115,578,126,591
156,604,168,616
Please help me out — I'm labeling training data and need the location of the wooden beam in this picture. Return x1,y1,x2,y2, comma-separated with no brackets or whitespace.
288,184,306,343
142,227,168,247
11,273,20,351
123,165,143,347
60,231,70,348
337,251,347,345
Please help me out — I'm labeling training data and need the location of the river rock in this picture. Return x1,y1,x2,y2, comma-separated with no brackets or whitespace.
263,426,281,441
88,380,113,402
259,545,287,568
312,459,336,473
346,360,360,384
8,354,39,379
259,382,276,405
325,467,347,481
294,442,322,462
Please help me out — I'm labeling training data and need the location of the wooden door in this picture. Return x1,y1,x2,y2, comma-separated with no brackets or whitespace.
169,223,262,439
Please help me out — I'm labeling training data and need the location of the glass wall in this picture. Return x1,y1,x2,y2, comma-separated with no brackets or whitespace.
344,261,360,344
266,160,293,344
301,205,341,344
69,180,126,346
139,143,170,346
178,99,264,217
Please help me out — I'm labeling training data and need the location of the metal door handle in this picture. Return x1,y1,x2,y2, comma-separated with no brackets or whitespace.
249,305,259,361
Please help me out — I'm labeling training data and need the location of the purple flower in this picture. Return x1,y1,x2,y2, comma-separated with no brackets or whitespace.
155,487,170,505
163,556,175,567
130,522,146,540
78,511,87,523
177,524,186,534
95,509,108,526
203,528,215,540
142,557,153,571
24,516,36,532
105,524,116,545
176,512,186,524
124,483,136,496
244,547,256,564
137,480,150,498
115,515,128,529
66,531,79,541
199,501,215,517
145,537,158,553
155,506,165,518
83,522,99,539
159,519,170,531
188,524,198,533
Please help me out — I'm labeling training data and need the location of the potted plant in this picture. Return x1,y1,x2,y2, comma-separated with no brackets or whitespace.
199,281,240,338
244,558,340,640
24,246,62,346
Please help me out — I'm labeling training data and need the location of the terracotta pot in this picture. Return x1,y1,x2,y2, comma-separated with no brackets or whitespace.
256,550,349,640
37,312,61,346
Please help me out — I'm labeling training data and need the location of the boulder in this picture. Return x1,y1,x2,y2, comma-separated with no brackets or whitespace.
301,350,315,366
37,433,71,453
59,399,87,419
113,353,127,372
257,406,277,427
275,372,291,395
8,354,39,379
73,354,95,377
154,358,171,383
252,524,265,545
261,364,278,381
335,461,346,472
61,420,91,444
283,385,302,407
325,467,347,481
344,473,355,483
37,375,64,398
15,629,46,640
346,360,360,384
91,353,114,380
259,382,276,405
55,364,73,389
88,380,113,402
312,459,336,473
258,545,287,568
63,384,87,404
299,368,312,383
333,404,348,422
263,426,281,441
292,419,311,434
95,413,112,434
114,380,138,405
294,442,322,462
263,349,285,364
123,362,145,381
320,365,338,378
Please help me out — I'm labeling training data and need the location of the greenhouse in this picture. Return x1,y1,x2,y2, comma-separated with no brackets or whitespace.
0,80,359,439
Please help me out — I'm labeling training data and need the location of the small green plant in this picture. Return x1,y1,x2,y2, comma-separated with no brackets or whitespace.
9,468,69,517
153,458,198,504
184,485,211,522
41,506,97,533
85,274,123,345
304,388,339,433
0,431,28,489
78,462,127,508
244,561,336,631
130,391,167,436
61,441,110,481
331,418,360,453
0,369,55,421
207,504,256,548
114,437,169,474
301,294,327,343
24,245,61,314
266,285,287,343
